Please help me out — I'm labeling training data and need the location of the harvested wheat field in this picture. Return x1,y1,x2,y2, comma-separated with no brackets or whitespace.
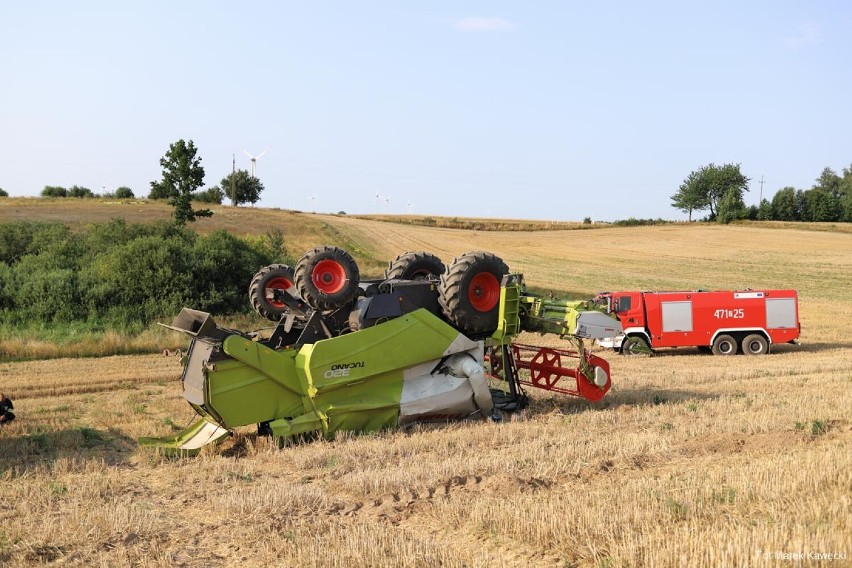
0,220,850,567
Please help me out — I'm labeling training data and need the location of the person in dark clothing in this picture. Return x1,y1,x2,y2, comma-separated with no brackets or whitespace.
0,393,14,424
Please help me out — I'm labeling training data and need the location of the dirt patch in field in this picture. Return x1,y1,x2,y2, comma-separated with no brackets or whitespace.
323,474,486,524
678,430,808,457
316,471,561,527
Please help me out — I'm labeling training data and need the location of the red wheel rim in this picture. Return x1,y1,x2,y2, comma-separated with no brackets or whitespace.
312,260,346,294
265,276,293,308
469,272,500,312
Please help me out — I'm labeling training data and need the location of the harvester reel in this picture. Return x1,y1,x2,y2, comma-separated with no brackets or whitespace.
295,246,361,311
249,264,298,321
439,251,509,337
385,251,445,281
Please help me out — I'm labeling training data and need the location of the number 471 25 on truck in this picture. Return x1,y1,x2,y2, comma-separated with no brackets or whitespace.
593,289,800,356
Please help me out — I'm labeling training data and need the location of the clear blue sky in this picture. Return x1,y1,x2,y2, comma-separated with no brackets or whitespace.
1,1,850,221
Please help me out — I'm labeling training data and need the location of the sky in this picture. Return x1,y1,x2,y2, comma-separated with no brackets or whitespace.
1,1,850,221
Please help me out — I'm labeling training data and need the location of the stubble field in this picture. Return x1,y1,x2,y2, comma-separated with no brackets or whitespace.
0,214,850,567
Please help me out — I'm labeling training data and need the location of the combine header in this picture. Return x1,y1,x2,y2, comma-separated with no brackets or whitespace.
141,247,621,454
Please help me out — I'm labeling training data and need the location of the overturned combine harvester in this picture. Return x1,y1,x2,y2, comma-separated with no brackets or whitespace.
140,247,622,454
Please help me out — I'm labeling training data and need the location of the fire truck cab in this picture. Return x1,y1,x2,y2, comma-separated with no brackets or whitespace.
594,290,800,355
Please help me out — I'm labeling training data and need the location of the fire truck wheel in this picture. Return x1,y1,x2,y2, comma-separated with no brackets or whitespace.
711,334,738,356
249,264,297,321
439,251,509,337
621,336,651,356
742,333,768,355
385,251,445,280
295,246,361,311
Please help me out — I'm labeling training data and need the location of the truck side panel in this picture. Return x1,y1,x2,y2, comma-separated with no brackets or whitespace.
764,293,800,344
639,290,799,349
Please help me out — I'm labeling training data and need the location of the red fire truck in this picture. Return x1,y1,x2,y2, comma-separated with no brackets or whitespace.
594,290,800,355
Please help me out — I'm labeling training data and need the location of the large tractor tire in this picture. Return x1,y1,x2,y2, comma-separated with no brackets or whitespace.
384,251,445,281
711,334,738,356
294,246,360,311
439,251,509,337
742,333,769,355
621,336,652,356
249,264,297,321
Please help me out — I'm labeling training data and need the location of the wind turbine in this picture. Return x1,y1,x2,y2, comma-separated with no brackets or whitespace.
242,148,269,178
384,194,391,213
307,194,316,213
375,190,382,214
407,201,414,214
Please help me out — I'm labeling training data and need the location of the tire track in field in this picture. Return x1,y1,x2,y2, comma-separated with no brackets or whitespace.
11,374,175,400
317,473,569,566
322,474,484,524
0,355,181,400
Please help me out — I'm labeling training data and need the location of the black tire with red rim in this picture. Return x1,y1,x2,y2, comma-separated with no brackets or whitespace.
438,251,509,336
294,246,360,311
249,264,297,321
384,251,445,281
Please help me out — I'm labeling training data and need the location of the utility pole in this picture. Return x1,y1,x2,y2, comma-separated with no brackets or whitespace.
758,175,765,204
231,154,236,207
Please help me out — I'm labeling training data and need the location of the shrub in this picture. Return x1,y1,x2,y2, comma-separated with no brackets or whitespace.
0,221,71,264
114,187,135,199
612,217,671,227
81,234,196,322
0,188,8,197
0,220,274,329
0,263,11,309
264,227,289,262
193,186,224,204
188,231,271,314
9,255,83,322
41,185,68,198
0,223,37,264
68,185,95,198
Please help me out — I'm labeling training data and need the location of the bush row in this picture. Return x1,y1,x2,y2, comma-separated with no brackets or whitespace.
0,219,275,330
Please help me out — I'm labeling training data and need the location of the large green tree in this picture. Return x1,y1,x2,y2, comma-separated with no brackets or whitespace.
151,139,211,224
805,189,841,221
770,187,800,221
841,164,852,222
716,188,748,224
671,163,750,221
219,169,265,206
756,198,773,220
670,172,708,221
813,167,842,197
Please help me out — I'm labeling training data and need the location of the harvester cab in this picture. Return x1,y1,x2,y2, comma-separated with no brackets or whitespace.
140,247,622,455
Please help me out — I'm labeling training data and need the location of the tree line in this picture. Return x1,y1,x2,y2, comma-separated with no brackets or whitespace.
672,163,852,223
39,185,136,199
2,139,266,226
